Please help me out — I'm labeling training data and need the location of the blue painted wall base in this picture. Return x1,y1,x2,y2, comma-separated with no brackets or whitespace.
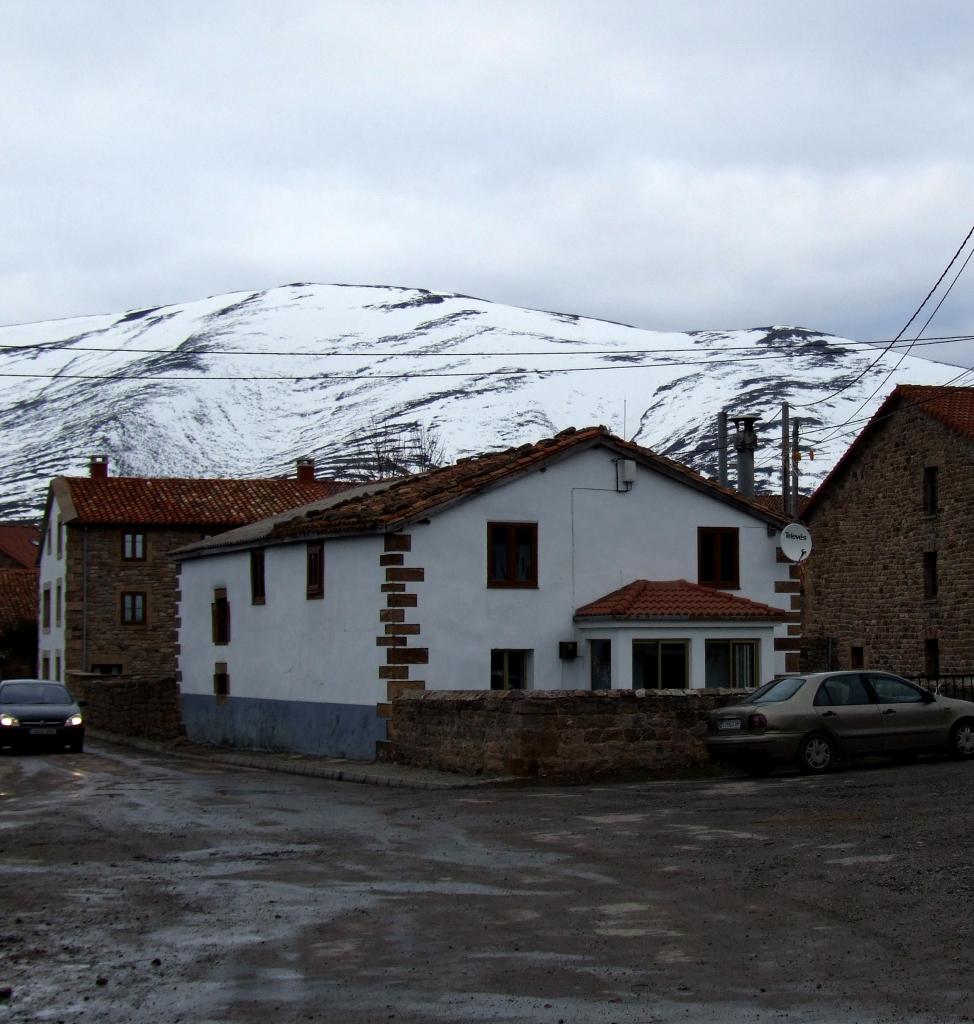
181,693,386,762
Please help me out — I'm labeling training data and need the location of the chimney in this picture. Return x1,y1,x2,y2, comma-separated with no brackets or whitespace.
732,415,759,498
89,455,109,479
296,457,316,485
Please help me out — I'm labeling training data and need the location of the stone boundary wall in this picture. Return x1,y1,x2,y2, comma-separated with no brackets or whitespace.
389,688,749,778
69,675,183,741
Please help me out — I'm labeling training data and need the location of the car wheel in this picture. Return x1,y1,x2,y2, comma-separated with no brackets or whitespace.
798,733,836,774
948,719,974,760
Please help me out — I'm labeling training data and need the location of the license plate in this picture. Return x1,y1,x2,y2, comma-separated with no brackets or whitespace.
29,727,57,735
717,719,742,731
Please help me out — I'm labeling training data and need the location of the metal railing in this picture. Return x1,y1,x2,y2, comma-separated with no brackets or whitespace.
911,675,974,703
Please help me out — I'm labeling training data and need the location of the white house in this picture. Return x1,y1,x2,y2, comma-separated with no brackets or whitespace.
174,426,797,760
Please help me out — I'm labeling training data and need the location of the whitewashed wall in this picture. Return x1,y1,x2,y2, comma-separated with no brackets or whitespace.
37,494,66,680
408,446,789,691
176,443,792,755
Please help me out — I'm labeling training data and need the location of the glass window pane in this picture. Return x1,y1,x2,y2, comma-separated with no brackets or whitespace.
732,642,755,687
514,527,533,581
660,643,687,688
489,528,508,581
632,641,659,689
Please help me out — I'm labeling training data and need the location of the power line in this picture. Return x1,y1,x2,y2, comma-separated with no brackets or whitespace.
2,333,974,360
791,223,974,411
0,346,912,382
810,245,974,452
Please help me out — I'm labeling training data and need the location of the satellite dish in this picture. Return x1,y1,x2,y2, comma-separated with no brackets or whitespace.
779,523,812,562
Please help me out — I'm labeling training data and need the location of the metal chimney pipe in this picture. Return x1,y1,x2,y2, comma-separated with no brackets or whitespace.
732,415,759,498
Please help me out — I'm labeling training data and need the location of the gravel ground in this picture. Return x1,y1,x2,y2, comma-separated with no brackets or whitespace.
2,740,972,1024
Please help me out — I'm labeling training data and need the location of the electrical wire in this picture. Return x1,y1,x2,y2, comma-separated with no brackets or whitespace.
791,223,974,411
2,333,974,359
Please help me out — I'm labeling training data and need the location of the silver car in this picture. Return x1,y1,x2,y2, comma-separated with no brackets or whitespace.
706,671,974,776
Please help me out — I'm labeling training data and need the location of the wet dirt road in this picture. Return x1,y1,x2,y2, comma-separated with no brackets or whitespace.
2,742,973,1024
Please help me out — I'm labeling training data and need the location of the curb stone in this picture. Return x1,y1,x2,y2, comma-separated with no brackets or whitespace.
87,730,518,790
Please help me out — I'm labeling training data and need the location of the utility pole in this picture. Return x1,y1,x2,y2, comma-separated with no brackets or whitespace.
790,418,801,517
781,402,791,517
717,410,728,487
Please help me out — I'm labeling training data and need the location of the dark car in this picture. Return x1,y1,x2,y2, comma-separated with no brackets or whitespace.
0,679,85,753
706,670,974,776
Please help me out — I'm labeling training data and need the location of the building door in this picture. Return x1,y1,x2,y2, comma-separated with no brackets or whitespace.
589,639,611,690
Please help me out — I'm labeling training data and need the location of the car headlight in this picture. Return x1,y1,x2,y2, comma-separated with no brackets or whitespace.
0,713,20,727
65,713,83,727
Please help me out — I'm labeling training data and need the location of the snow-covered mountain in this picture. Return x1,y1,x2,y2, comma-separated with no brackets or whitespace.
0,282,967,520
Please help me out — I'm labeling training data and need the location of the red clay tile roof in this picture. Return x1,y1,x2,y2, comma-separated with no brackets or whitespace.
266,426,789,543
804,384,974,519
58,477,350,527
575,579,789,620
0,523,41,567
894,384,974,440
0,569,38,629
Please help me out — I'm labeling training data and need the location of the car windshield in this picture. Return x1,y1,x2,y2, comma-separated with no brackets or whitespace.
750,676,806,704
0,683,74,705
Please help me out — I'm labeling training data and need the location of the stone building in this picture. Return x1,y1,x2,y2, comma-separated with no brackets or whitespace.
801,384,974,677
37,456,348,683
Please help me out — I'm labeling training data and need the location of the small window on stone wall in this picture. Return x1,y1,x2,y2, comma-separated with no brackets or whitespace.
122,530,146,561
121,591,147,626
91,664,123,675
213,662,230,706
850,646,864,669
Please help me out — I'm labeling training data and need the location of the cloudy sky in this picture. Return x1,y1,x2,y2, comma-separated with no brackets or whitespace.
3,1,973,365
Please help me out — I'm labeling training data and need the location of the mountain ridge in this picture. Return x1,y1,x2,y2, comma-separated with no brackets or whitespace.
0,282,965,520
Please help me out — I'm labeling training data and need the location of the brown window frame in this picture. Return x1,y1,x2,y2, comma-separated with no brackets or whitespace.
120,591,147,626
250,549,266,605
42,586,51,630
121,530,146,561
487,522,538,589
306,541,324,599
211,588,231,644
697,527,740,589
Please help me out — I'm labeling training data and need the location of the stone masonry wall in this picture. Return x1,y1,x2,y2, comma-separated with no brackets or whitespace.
389,688,747,778
70,675,183,741
803,404,974,675
63,525,209,679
